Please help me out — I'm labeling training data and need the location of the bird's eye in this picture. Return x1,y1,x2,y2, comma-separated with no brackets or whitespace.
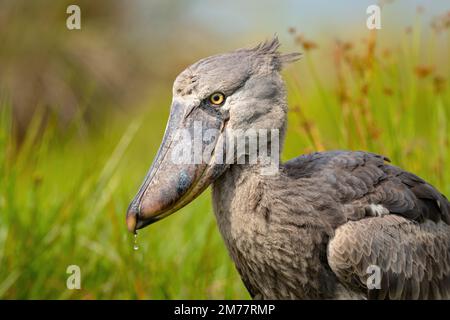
208,92,225,106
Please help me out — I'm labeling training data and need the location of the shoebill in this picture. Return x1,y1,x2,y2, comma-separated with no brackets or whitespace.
126,38,450,299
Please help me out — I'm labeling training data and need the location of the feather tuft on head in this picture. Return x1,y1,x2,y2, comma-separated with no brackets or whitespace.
250,36,302,71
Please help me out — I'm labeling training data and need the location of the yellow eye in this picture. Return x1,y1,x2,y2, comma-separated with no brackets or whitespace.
209,92,225,106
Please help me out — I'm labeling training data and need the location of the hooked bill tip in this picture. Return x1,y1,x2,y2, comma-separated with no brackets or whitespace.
126,213,137,233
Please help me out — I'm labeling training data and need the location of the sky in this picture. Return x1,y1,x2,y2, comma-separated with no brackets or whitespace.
188,0,450,33
121,0,450,62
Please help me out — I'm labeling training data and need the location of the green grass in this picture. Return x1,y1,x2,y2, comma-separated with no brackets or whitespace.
0,27,449,299
0,101,249,299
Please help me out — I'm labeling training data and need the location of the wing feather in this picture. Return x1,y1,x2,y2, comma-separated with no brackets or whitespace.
328,215,450,299
284,151,450,299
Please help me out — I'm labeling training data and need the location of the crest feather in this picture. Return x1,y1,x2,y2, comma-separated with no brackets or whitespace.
254,36,282,55
251,36,301,70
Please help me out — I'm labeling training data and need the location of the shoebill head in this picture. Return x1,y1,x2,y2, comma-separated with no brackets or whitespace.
126,37,300,232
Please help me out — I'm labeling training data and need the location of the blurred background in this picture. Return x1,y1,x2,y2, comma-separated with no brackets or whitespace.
0,0,449,299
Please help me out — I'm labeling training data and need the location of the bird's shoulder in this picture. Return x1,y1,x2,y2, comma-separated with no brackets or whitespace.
281,150,450,225
282,150,388,178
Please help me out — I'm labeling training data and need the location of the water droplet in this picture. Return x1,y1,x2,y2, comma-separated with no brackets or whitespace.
133,232,139,251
